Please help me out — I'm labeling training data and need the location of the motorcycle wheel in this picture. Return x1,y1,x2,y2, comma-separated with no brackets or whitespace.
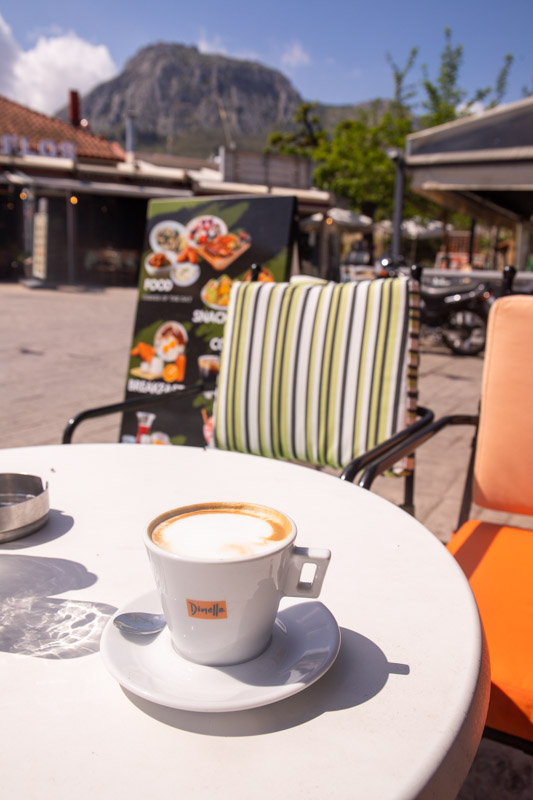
441,310,487,356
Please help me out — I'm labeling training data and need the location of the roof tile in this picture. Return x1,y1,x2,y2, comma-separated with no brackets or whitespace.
0,95,125,162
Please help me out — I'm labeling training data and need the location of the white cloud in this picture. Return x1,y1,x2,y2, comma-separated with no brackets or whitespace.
0,13,117,115
197,30,227,56
196,30,258,64
281,41,311,69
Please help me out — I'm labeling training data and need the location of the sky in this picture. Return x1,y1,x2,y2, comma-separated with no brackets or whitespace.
1,1,532,116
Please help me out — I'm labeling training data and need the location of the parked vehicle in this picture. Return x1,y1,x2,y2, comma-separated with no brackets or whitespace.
410,265,495,356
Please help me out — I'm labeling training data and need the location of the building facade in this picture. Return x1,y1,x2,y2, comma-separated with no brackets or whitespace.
0,94,332,286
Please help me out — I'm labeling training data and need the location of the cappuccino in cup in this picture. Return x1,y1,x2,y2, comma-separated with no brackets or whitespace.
145,502,331,665
151,502,292,560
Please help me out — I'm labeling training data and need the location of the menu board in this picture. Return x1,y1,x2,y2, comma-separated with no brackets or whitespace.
120,195,297,446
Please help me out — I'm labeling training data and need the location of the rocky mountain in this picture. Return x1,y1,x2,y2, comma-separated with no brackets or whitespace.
58,43,383,158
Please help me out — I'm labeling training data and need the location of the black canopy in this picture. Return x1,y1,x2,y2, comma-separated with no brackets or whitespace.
406,97,533,227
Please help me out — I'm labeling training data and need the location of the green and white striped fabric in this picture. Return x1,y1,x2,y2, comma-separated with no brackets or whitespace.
214,276,419,470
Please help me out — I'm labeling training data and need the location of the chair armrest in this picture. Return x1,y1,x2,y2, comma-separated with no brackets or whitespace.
340,406,435,483
357,414,478,490
62,381,215,443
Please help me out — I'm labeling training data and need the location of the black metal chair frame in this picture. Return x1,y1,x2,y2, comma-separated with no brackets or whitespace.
63,389,434,513
357,413,478,529
62,382,214,444
339,405,434,515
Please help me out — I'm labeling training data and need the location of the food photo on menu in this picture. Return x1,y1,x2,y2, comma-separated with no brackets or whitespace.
200,267,275,309
186,215,251,271
130,320,188,384
144,215,252,280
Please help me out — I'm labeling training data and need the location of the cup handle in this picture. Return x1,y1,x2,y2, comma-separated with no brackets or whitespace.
282,546,331,599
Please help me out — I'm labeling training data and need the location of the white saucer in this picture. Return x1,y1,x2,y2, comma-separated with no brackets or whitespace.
100,591,340,713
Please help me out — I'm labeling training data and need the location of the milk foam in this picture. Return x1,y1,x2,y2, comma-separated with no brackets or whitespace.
153,508,290,559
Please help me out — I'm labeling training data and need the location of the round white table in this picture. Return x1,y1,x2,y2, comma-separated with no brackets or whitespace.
0,445,489,800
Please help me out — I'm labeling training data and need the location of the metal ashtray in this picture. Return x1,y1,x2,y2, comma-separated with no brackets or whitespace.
0,473,50,543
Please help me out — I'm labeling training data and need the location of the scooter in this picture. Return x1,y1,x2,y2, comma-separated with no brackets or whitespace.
410,265,494,356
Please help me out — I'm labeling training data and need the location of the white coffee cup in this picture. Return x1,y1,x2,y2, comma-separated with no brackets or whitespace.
144,501,331,666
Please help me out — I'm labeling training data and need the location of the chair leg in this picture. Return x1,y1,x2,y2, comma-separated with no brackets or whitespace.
401,469,415,516
456,429,477,530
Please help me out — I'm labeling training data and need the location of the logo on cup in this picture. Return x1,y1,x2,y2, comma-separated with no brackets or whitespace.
187,599,227,619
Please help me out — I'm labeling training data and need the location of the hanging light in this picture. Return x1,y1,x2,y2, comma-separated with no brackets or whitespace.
69,195,79,205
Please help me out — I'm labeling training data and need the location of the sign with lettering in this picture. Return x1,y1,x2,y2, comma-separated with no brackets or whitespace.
1,135,76,159
187,600,227,619
120,195,296,446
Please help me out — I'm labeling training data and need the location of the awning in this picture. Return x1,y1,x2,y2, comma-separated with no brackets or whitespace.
192,177,332,212
3,171,192,199
406,96,533,226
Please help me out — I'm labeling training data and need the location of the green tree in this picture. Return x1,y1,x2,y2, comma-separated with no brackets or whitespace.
266,48,421,219
386,46,419,116
267,28,515,221
315,46,430,219
420,28,513,125
312,104,417,220
490,54,514,108
265,101,326,157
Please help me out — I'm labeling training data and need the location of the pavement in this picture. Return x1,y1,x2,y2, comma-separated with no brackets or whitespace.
1,281,532,797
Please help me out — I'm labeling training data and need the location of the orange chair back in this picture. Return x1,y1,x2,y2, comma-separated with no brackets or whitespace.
473,295,533,515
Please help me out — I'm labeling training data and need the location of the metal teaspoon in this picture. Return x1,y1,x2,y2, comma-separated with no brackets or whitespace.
113,612,167,635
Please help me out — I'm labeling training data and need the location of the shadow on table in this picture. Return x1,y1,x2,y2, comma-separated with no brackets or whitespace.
0,553,116,658
124,627,410,736
0,508,74,550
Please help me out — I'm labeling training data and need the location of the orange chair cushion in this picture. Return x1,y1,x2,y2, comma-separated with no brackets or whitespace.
447,519,533,742
473,295,533,515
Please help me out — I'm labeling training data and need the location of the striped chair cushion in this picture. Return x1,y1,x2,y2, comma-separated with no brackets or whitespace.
214,276,419,470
